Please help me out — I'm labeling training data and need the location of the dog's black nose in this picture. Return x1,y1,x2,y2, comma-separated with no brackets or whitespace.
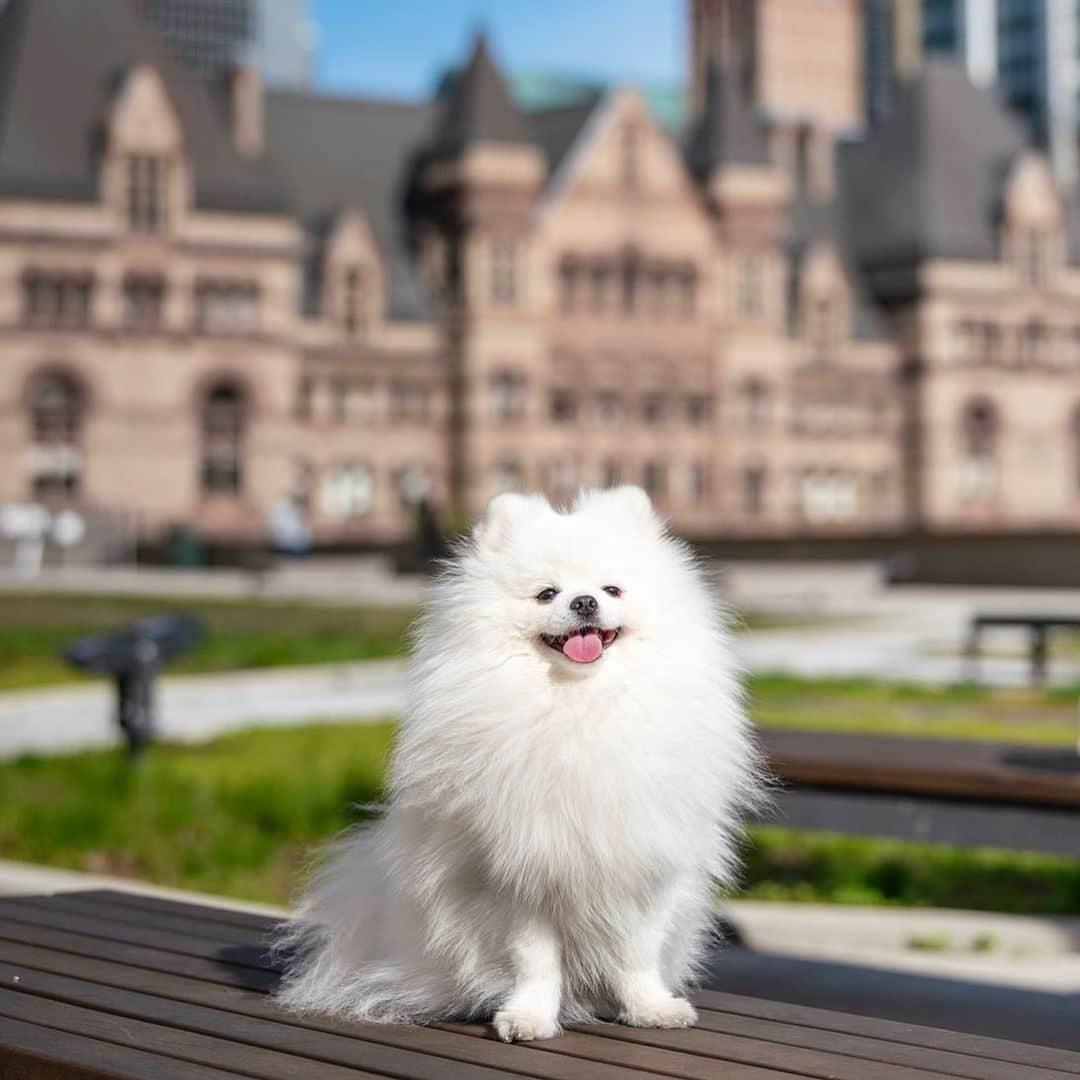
570,594,598,617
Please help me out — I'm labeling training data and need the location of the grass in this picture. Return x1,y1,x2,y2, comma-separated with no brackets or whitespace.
740,827,1080,916
749,674,1080,747
1,722,1077,912
0,592,416,692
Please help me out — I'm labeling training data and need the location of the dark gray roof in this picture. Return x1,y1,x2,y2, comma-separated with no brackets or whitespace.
264,90,437,322
428,33,533,157
840,58,1028,279
785,187,891,344
0,0,287,212
685,61,770,178
527,95,603,181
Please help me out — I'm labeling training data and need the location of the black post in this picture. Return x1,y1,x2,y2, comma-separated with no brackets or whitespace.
1031,624,1048,687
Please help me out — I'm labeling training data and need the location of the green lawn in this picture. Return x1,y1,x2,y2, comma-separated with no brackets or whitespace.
1,722,1077,912
749,674,1080,746
0,592,416,691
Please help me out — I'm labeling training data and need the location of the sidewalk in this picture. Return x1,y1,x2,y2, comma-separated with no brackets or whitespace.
0,659,407,759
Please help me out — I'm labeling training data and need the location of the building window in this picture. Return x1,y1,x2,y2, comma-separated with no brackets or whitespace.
491,458,524,494
125,154,169,233
390,381,429,422
959,399,999,501
491,240,517,305
596,391,621,424
490,371,527,420
320,463,375,520
345,379,377,424
642,460,667,499
806,296,836,356
342,266,366,337
737,378,771,427
642,393,666,425
1019,319,1049,366
28,372,84,498
676,267,696,317
546,458,575,501
686,461,709,504
559,259,579,313
23,272,93,328
742,466,766,515
599,459,620,487
686,393,712,425
195,281,258,335
590,264,611,312
123,275,165,329
394,463,431,507
1017,227,1049,288
736,254,765,316
199,381,245,495
798,468,859,521
295,376,314,421
619,254,639,315
550,388,577,423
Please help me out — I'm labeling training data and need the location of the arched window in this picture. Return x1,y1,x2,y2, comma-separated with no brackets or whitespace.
320,462,374,520
28,371,84,498
737,378,771,428
959,399,999,501
199,381,246,496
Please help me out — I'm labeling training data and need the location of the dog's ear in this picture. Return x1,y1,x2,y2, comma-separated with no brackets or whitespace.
475,492,550,551
575,485,658,529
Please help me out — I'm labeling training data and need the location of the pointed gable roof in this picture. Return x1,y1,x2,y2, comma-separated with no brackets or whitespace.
685,61,770,178
428,33,533,157
840,58,1028,275
0,0,286,212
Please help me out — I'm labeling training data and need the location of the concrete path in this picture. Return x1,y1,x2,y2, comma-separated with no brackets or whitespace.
0,660,406,759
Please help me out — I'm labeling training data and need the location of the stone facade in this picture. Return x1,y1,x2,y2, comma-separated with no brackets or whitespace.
0,0,1078,551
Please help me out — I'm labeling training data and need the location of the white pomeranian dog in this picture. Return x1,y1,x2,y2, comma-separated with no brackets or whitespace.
277,486,759,1041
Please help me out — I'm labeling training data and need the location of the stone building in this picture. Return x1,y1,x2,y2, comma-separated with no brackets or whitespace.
0,0,1078,556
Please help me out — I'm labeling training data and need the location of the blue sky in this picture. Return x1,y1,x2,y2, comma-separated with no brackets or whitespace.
310,0,685,100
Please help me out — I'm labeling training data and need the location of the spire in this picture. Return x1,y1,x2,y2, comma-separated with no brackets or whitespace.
686,60,770,178
428,32,533,157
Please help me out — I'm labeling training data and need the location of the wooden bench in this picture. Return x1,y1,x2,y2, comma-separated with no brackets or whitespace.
967,613,1080,685
3,889,1080,1078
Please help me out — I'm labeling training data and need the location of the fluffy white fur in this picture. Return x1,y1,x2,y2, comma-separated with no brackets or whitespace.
277,486,759,1041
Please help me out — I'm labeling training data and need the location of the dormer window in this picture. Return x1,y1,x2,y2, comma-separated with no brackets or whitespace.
620,125,640,190
342,265,365,337
1017,227,1049,288
125,154,169,233
491,240,518,305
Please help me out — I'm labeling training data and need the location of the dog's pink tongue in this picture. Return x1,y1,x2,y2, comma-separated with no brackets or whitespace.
563,630,603,663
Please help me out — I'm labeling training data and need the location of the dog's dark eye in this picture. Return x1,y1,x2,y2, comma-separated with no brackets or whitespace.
602,585,622,598
536,587,559,603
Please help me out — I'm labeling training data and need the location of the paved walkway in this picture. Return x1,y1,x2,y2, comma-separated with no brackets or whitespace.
0,660,407,759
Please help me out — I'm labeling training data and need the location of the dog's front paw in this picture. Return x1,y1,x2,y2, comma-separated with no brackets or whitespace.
619,995,697,1029
493,1007,560,1042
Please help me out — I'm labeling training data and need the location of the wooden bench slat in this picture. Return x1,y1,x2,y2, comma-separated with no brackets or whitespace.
0,898,278,973
0,986,390,1080
694,989,1080,1074
71,888,282,932
436,1022,816,1080
32,893,264,948
569,1018,964,1080
0,945,674,1080
692,1006,1079,1080
0,917,278,991
0,1013,254,1080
